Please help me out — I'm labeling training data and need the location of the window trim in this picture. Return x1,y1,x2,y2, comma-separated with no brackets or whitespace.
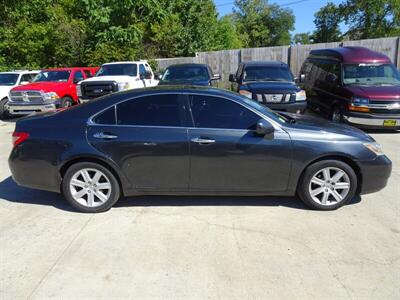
88,91,283,131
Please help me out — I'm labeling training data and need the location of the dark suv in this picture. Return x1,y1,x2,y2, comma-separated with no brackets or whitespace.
229,61,307,114
299,46,400,129
158,63,221,86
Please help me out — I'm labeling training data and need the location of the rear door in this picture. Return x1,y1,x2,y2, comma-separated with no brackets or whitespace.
187,94,292,192
87,93,190,190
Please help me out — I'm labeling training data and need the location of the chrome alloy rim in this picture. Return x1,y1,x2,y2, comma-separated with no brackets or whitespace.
332,109,341,122
69,168,112,207
308,167,350,206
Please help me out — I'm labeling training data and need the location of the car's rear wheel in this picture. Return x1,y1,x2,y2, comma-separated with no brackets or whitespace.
62,162,121,213
297,160,357,210
0,97,10,120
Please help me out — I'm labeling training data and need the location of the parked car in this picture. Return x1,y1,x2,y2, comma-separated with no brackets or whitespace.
158,63,221,86
77,61,158,102
229,61,307,114
7,67,98,116
299,46,400,129
9,86,391,213
0,70,39,119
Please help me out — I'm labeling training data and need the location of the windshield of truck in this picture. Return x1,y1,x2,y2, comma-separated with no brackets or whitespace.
343,63,400,86
96,64,138,77
0,74,19,86
162,66,209,81
34,71,71,82
244,65,294,82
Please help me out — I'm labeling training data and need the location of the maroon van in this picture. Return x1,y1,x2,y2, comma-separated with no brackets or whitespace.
300,46,400,129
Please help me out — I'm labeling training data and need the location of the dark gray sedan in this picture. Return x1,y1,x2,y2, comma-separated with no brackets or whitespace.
9,86,392,213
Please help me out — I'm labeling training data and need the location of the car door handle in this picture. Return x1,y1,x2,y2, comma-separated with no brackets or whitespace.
93,132,118,140
191,137,216,145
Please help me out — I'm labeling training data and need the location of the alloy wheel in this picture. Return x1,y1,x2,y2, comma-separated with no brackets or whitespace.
331,108,342,122
308,167,351,206
69,168,112,207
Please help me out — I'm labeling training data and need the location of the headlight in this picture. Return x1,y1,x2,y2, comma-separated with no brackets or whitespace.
76,85,82,97
117,82,130,91
42,92,59,101
363,142,384,156
295,89,307,101
239,89,252,99
349,97,370,112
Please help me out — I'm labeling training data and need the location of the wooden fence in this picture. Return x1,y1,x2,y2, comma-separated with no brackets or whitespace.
154,37,400,88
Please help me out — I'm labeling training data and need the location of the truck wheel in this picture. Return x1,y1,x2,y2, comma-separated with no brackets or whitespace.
297,160,357,211
331,106,344,123
62,162,121,213
60,97,74,108
0,98,10,120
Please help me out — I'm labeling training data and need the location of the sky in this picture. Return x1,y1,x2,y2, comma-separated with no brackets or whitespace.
214,0,346,34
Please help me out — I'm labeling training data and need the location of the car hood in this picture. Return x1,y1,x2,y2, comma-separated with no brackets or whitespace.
346,85,400,100
243,81,300,93
158,79,210,86
81,76,134,83
283,113,373,142
11,82,69,93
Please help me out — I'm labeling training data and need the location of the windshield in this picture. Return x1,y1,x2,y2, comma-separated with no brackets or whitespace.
343,63,400,86
162,66,209,81
96,64,138,77
34,71,71,82
0,73,19,86
244,66,294,82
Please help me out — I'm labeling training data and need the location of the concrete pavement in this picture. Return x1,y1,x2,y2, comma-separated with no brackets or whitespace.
0,119,399,299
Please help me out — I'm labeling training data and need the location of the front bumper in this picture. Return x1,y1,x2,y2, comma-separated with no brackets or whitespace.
357,155,392,195
344,112,400,129
265,101,307,114
6,103,58,115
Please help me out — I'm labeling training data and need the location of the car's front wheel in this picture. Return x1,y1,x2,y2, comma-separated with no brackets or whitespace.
0,97,10,120
297,160,357,210
62,162,121,213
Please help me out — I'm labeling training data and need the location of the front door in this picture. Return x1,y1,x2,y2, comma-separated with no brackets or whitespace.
87,93,190,190
187,94,292,192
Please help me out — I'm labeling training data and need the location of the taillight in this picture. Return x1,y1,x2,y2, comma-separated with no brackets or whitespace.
12,132,29,147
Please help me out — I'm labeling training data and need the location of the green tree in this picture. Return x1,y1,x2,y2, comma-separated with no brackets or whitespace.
292,32,313,45
313,2,342,43
213,15,243,50
339,0,400,39
233,0,295,47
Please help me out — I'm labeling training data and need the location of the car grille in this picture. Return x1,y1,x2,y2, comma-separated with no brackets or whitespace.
81,81,118,99
254,93,293,103
9,91,44,104
369,100,400,114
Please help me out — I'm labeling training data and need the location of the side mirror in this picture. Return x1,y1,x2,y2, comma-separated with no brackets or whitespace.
145,71,152,80
157,74,163,80
140,73,145,80
229,74,236,82
256,119,274,136
212,73,221,80
73,78,81,84
20,81,30,85
298,74,305,83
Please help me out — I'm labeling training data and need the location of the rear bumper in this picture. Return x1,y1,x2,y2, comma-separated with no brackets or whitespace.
357,155,392,195
6,103,58,115
344,112,400,129
266,101,307,114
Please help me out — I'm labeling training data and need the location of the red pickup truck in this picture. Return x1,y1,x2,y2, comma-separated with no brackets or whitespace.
6,67,98,116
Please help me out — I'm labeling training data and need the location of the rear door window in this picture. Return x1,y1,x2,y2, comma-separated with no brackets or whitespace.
189,95,259,130
93,106,116,125
116,94,185,127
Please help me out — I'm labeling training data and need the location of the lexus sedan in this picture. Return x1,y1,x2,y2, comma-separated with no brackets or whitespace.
9,86,392,213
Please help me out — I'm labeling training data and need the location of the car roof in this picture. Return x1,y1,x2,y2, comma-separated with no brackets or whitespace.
309,46,391,64
0,70,39,74
166,63,209,68
102,61,148,66
242,61,288,67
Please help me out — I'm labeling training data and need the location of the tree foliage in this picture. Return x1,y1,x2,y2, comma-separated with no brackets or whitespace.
312,2,342,43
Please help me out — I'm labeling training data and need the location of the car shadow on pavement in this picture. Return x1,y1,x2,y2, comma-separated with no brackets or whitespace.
0,176,362,212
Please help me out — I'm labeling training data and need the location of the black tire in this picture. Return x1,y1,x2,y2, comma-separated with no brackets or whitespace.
0,97,10,120
62,162,121,213
331,105,344,123
60,96,74,108
297,160,358,211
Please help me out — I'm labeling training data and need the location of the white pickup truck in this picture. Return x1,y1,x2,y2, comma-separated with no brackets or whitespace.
77,61,158,102
0,70,39,119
